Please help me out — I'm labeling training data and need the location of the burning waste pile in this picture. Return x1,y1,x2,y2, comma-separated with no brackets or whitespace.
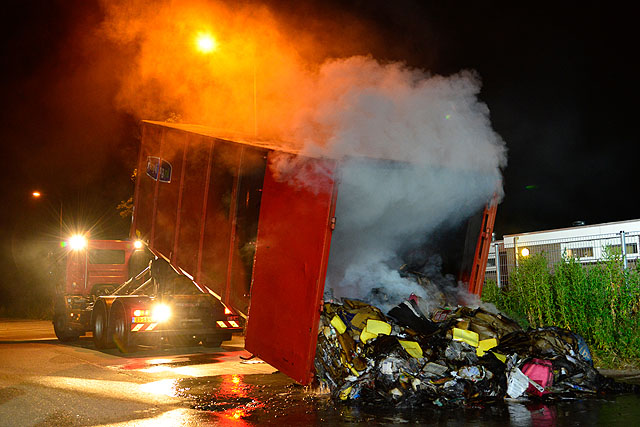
314,286,635,407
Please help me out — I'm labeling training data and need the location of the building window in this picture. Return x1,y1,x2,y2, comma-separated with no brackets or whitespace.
566,247,594,258
609,243,638,255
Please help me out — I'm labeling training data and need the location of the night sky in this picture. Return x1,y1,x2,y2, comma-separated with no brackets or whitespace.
1,1,637,311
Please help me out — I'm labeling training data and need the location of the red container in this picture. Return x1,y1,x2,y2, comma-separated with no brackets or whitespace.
131,121,497,385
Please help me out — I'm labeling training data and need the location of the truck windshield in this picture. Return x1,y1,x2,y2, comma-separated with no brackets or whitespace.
89,249,125,264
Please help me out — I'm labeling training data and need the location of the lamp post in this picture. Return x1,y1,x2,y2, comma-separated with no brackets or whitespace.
31,190,63,238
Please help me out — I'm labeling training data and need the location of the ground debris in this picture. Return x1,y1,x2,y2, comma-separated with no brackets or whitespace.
314,298,637,407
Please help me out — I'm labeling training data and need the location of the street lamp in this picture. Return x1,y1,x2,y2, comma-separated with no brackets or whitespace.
31,190,63,237
195,32,217,53
193,31,257,136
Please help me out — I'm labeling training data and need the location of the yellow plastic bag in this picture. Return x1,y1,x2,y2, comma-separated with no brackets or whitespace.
359,319,392,343
330,315,347,334
365,319,392,335
476,338,498,356
492,352,507,363
399,340,424,359
452,327,479,347
360,329,378,344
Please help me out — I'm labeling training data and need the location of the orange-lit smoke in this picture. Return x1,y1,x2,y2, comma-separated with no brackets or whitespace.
98,1,505,174
99,0,508,309
100,0,316,145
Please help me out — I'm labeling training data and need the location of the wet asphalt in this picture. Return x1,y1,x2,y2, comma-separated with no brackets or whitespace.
1,319,640,426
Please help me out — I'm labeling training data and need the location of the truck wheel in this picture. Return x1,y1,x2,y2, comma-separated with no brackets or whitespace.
52,303,80,342
93,303,113,349
112,303,133,353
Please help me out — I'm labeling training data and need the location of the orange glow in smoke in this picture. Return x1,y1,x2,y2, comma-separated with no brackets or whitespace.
32,191,41,198
100,0,316,142
99,0,386,148
195,32,217,53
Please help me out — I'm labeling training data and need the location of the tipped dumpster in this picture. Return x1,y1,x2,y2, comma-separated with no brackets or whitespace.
131,120,497,385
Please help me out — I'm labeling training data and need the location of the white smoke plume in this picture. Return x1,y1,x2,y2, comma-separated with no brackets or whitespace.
308,59,507,313
97,1,507,313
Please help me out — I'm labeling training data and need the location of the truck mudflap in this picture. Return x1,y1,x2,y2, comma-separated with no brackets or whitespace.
245,155,338,385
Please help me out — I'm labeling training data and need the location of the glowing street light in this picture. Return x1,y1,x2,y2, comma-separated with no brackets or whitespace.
195,32,217,54
31,190,63,237
193,31,257,136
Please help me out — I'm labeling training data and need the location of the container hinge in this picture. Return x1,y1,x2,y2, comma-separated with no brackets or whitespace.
330,217,336,230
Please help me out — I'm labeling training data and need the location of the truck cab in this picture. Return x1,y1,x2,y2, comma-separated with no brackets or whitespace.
53,236,242,348
53,238,138,341
63,238,137,297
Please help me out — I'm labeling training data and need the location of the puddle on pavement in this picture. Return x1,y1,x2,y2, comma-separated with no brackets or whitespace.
174,373,326,424
145,353,225,367
170,373,640,425
121,353,225,371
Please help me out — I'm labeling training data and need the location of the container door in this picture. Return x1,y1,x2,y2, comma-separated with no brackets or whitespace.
245,153,337,385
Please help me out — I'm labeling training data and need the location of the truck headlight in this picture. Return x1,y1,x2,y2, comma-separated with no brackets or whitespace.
152,304,171,323
69,235,88,251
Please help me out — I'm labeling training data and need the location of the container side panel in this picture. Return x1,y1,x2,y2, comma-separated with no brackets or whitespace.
199,141,240,299
467,199,498,295
134,125,162,242
459,209,484,285
229,147,267,313
459,195,498,295
175,135,210,277
153,129,184,258
245,154,337,385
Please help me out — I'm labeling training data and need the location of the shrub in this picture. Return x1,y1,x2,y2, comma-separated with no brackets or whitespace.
483,252,640,368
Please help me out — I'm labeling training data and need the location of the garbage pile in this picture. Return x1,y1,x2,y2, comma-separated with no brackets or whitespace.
314,298,634,406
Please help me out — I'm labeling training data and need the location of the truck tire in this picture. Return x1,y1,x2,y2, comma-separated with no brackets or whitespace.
53,312,80,342
52,299,80,342
111,303,133,353
93,302,114,349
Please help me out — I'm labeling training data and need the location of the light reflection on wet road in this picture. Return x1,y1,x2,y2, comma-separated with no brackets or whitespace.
164,372,640,426
1,320,640,426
